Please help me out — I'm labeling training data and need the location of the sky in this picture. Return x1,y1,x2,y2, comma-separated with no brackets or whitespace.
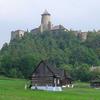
0,0,100,48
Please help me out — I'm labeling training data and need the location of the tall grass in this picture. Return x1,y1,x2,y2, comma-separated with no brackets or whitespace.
0,77,100,100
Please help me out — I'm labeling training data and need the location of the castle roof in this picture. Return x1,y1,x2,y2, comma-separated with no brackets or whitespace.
51,25,65,30
42,10,51,15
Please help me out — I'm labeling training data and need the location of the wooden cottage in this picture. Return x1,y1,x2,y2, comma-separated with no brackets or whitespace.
30,60,72,91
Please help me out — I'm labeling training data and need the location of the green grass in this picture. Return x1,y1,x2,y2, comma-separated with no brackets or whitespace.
0,77,100,100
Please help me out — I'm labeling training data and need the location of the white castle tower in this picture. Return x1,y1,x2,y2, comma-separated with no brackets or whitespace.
40,10,52,32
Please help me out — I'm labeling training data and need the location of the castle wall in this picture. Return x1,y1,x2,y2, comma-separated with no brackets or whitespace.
11,10,88,41
78,32,87,41
11,30,25,40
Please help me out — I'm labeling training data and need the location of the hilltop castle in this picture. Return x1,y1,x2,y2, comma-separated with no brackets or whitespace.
11,10,87,41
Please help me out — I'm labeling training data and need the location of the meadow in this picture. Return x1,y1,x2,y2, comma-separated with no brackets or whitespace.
0,77,100,100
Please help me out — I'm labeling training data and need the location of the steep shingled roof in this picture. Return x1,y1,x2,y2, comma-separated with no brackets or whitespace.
32,60,71,79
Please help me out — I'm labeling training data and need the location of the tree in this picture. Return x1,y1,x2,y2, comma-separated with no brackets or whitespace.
0,30,100,80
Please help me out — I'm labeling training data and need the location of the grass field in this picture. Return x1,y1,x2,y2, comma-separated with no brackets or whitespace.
0,77,100,100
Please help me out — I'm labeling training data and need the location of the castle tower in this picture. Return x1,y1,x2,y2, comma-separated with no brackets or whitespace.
40,10,52,32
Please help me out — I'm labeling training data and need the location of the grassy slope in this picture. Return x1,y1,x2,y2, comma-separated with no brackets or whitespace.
0,77,100,100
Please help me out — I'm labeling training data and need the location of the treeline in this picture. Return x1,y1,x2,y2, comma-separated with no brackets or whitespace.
0,30,100,81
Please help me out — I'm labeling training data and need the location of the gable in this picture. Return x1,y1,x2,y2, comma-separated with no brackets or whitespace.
32,61,54,76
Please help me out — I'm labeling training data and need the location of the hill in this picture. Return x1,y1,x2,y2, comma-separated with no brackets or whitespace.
0,30,100,80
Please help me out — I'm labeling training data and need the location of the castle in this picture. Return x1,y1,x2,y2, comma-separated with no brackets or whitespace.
11,10,87,41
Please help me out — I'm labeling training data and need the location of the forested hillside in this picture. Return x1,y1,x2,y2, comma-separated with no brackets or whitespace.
0,30,100,81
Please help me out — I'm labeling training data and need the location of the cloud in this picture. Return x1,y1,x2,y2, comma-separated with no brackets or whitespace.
0,0,100,48
0,0,100,22
0,0,32,20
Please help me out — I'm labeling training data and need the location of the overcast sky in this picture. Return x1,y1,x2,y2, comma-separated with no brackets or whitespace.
0,0,100,48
